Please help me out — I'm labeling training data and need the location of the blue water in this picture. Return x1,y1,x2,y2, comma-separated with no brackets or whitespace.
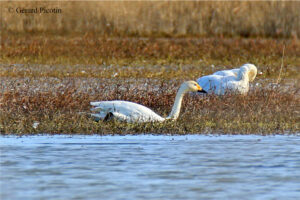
1,135,300,200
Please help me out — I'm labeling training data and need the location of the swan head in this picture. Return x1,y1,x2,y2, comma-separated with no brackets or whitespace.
238,64,257,82
244,64,257,82
182,81,207,93
167,81,206,121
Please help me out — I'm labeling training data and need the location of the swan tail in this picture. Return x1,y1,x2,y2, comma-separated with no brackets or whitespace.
90,102,117,121
89,112,113,122
90,101,102,106
90,102,115,112
76,112,105,122
90,106,102,112
88,113,105,122
89,112,128,122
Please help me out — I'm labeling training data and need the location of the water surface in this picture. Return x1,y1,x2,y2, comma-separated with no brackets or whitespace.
1,135,300,200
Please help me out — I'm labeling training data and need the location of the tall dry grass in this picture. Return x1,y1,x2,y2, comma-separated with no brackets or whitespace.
1,1,299,38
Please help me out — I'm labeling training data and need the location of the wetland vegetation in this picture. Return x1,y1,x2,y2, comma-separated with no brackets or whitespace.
0,1,299,135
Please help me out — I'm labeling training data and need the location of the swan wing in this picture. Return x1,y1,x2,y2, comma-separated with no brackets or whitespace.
197,64,255,95
221,80,249,94
197,75,248,95
197,75,224,95
214,64,257,82
213,68,239,77
90,100,165,122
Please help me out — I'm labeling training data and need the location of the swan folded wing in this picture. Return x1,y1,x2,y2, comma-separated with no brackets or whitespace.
214,64,257,81
90,100,164,122
111,112,162,123
197,75,223,95
221,80,249,94
197,75,248,95
213,68,239,77
110,112,131,122
197,64,256,95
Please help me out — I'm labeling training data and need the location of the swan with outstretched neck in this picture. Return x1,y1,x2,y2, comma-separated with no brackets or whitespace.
90,81,206,123
197,63,257,95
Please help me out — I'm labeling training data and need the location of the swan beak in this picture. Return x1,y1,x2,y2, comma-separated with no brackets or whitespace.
197,85,207,93
198,89,207,93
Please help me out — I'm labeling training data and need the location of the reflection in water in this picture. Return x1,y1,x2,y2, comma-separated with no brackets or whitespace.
1,135,300,200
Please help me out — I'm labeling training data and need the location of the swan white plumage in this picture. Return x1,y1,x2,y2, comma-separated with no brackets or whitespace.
197,63,257,95
90,81,207,123
212,64,257,82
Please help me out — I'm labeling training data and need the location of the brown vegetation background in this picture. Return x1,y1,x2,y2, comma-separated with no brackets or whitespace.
0,1,299,134
1,1,300,38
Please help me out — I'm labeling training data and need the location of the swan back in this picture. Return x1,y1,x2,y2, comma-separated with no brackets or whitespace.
213,68,240,77
91,100,165,122
197,65,258,95
213,64,257,82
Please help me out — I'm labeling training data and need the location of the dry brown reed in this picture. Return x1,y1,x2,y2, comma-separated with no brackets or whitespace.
0,79,299,135
2,1,300,38
1,35,300,80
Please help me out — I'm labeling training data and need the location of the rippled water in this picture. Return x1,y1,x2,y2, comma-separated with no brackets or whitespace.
1,135,300,200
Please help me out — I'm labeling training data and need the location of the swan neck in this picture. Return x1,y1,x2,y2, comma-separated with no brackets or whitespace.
167,86,186,120
237,69,249,82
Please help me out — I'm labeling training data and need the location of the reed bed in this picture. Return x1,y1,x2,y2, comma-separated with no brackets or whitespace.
2,1,300,38
0,78,299,135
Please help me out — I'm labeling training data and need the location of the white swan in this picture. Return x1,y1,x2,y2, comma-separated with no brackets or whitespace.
213,63,257,82
197,64,257,95
90,81,206,123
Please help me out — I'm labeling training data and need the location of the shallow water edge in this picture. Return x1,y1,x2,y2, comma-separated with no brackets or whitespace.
1,134,300,200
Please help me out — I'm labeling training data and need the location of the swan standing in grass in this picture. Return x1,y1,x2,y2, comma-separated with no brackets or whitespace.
197,64,257,95
90,81,206,123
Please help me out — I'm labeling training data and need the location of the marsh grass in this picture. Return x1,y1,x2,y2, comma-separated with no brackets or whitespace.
1,35,300,80
0,79,299,135
2,1,300,38
1,1,299,135
0,36,299,135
